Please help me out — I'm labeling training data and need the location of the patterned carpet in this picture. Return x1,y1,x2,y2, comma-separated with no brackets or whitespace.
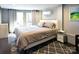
11,38,76,54
32,41,75,54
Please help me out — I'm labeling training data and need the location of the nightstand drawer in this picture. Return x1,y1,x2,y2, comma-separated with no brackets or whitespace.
57,35,63,38
57,34,65,43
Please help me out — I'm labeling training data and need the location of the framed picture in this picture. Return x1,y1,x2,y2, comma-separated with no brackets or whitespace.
70,7,79,21
42,11,53,20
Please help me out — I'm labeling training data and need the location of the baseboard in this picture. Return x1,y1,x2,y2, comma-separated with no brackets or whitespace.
0,37,8,39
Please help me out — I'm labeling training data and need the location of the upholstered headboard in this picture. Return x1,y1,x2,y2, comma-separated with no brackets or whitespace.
38,20,58,29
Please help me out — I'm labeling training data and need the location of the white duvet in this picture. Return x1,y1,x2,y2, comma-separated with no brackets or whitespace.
14,25,40,37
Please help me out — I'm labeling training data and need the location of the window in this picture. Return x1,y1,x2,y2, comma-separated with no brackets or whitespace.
16,12,23,25
26,12,32,25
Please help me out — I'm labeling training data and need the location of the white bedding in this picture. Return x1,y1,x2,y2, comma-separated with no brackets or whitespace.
14,25,41,37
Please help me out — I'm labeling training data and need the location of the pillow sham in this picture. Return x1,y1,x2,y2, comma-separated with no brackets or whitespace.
42,22,56,29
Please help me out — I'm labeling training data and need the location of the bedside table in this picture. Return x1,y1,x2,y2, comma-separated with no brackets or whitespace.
57,30,67,43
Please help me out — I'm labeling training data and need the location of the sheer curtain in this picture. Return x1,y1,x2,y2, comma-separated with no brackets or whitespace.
14,11,24,28
26,12,32,25
32,10,42,25
9,10,26,33
9,9,16,33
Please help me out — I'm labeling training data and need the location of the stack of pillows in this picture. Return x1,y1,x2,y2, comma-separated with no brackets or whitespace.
38,21,56,29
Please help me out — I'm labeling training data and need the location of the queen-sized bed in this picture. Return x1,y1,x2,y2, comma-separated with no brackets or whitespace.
14,20,58,51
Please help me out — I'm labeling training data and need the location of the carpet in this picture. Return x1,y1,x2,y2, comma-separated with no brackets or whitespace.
11,38,76,54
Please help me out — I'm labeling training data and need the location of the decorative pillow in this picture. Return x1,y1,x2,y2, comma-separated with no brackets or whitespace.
42,22,56,29
38,21,57,29
52,23,56,29
42,22,46,27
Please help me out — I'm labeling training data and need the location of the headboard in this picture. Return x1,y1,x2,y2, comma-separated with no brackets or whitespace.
39,20,58,29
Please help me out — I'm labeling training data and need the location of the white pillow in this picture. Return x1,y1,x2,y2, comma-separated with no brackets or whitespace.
38,20,57,29
38,21,44,27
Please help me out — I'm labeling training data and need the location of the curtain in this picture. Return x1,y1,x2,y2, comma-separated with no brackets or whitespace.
9,9,16,33
23,11,26,25
0,10,1,24
9,10,27,33
32,10,42,25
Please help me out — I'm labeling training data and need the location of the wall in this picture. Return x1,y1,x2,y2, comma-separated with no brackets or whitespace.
64,4,79,34
56,5,63,30
41,5,62,30
42,10,57,20
64,4,79,45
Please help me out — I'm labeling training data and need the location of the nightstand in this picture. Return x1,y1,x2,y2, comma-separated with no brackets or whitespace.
57,30,67,43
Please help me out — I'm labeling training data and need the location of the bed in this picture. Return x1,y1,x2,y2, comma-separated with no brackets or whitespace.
14,20,58,51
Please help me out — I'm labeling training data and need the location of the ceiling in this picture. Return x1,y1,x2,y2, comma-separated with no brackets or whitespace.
0,4,60,10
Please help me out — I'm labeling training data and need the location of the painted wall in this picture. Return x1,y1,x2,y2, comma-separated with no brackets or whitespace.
42,5,63,30
42,10,57,20
56,5,63,30
64,4,79,34
64,4,79,45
